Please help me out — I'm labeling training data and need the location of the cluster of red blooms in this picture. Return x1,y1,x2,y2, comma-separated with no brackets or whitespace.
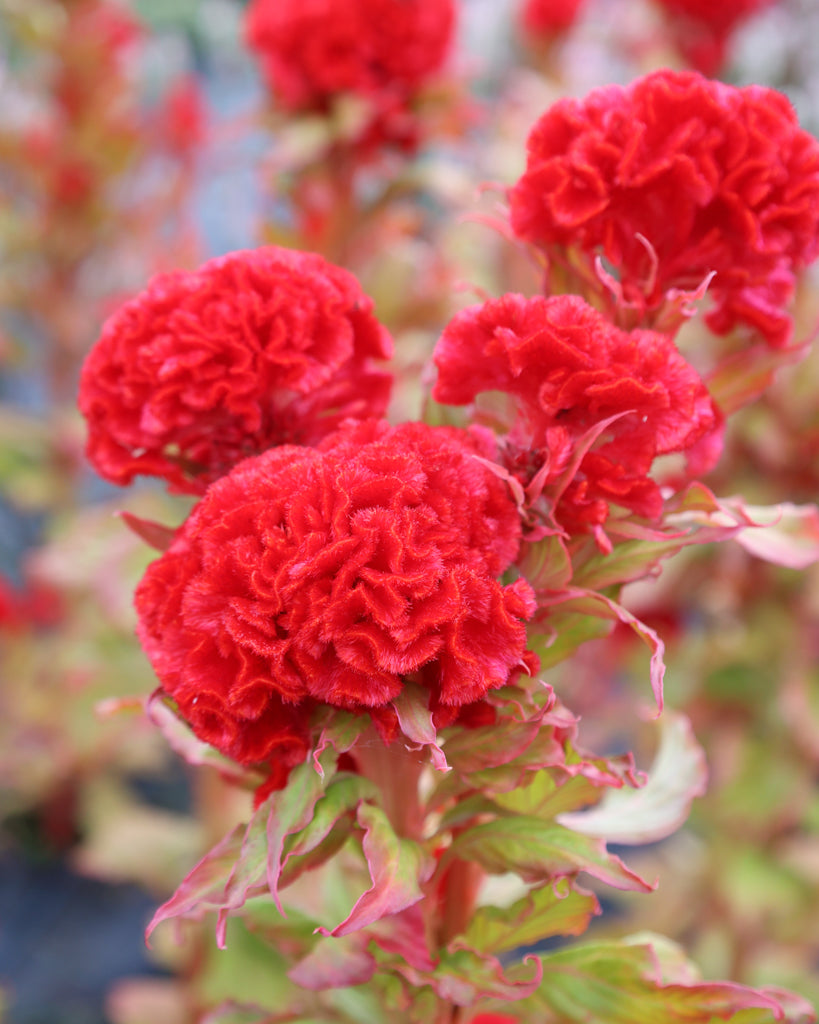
245,0,455,151
79,246,393,494
78,66,819,791
510,69,819,348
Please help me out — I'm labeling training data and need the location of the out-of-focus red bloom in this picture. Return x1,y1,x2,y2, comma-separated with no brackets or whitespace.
158,76,207,159
509,70,819,348
470,1015,520,1024
244,0,455,123
653,0,777,74
54,0,143,121
135,420,536,768
433,293,722,534
0,573,65,633
521,0,586,36
0,575,23,633
78,247,393,494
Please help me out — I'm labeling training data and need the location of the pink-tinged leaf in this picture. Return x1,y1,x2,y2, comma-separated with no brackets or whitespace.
397,948,543,1006
117,511,177,551
540,588,665,713
653,270,716,334
288,934,376,991
319,803,433,937
706,340,808,416
557,712,707,845
146,824,246,947
279,774,376,888
391,683,450,772
431,691,575,805
95,695,146,719
264,758,338,915
147,755,346,948
518,533,573,591
454,881,600,955
731,501,819,569
448,817,654,892
532,939,815,1023
666,490,819,569
145,691,254,784
369,902,436,973
312,712,370,778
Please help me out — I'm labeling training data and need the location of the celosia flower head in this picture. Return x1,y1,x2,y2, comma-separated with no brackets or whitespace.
79,246,393,493
509,70,819,348
245,0,455,114
135,420,536,769
433,293,722,533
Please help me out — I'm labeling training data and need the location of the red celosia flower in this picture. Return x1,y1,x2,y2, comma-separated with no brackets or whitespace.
244,0,455,116
78,247,393,493
521,0,586,36
653,0,776,73
433,293,722,534
135,420,536,769
509,69,819,348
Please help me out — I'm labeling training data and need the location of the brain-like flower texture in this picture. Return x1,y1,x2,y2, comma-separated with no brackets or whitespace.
79,247,393,493
509,69,819,348
135,420,536,770
433,293,722,534
245,0,455,114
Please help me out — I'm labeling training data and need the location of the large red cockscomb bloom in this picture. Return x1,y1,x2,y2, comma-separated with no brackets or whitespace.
433,293,722,534
245,0,455,115
135,420,536,769
653,0,776,74
521,0,586,37
509,69,819,348
79,247,393,494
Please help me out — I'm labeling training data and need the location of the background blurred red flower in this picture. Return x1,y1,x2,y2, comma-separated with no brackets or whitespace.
520,0,586,36
79,246,393,493
245,0,455,117
433,293,722,534
135,420,535,767
509,69,819,348
653,0,777,73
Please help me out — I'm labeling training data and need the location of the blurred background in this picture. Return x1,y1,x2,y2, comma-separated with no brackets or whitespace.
1,0,818,1021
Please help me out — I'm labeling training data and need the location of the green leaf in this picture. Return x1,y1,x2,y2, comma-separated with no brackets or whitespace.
397,947,543,1006
319,803,433,937
288,934,376,991
557,712,707,844
456,881,600,954
280,774,377,887
448,817,653,892
526,940,814,1024
146,751,345,947
391,681,449,771
539,588,665,711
